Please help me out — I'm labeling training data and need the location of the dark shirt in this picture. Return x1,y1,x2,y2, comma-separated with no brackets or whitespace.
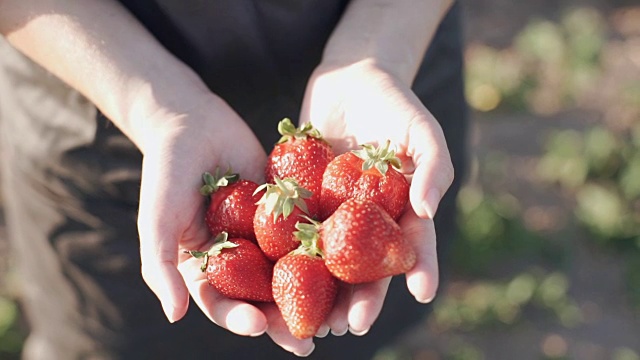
119,0,349,147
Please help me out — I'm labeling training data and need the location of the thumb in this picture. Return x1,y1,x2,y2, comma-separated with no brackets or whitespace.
406,113,455,220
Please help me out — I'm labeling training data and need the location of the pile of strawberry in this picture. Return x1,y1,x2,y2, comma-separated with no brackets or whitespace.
187,118,416,340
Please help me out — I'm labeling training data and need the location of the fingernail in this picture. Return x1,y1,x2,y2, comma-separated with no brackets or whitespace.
348,326,370,336
330,327,348,336
294,343,315,357
417,295,435,304
315,324,330,338
251,325,268,337
423,188,441,219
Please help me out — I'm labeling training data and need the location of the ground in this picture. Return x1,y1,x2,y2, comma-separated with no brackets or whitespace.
384,1,640,359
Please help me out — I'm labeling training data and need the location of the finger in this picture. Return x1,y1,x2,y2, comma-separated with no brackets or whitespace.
260,304,316,357
400,209,439,303
138,216,188,323
178,255,268,336
315,324,330,338
347,277,391,336
326,282,352,336
137,153,206,323
406,114,455,219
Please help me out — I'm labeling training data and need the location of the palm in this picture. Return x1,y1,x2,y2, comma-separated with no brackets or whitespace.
297,63,453,334
137,101,272,335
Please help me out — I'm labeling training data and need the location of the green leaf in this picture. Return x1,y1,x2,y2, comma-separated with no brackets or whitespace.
352,140,402,175
362,159,375,171
375,161,389,175
293,198,309,216
282,199,294,219
276,118,325,143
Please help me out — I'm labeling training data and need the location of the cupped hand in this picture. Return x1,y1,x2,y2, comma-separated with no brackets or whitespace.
297,60,454,336
135,94,266,330
133,93,319,356
133,94,262,326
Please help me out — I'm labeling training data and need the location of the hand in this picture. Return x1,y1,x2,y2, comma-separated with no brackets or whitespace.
294,60,454,336
135,93,271,333
135,92,320,356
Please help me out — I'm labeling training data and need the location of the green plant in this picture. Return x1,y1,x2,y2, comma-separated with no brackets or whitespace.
465,6,607,114
537,124,640,310
452,185,562,276
0,295,24,359
432,270,581,332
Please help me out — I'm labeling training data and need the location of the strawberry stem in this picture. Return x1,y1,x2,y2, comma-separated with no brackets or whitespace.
276,118,324,144
255,177,312,222
293,219,324,258
352,140,402,175
200,167,240,196
184,232,238,271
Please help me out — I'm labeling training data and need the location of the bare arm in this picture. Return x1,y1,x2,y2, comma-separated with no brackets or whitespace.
0,0,271,341
322,0,453,84
296,0,456,339
0,0,213,151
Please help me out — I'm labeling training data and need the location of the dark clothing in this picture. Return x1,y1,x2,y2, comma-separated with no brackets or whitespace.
0,1,468,359
119,0,350,149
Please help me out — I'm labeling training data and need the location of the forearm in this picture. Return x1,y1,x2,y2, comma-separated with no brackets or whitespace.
321,0,453,84
0,0,211,152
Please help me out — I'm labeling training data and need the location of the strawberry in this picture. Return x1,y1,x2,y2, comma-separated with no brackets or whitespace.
320,141,409,220
201,168,263,241
265,118,334,217
253,177,313,261
296,198,416,284
272,240,338,339
186,232,274,302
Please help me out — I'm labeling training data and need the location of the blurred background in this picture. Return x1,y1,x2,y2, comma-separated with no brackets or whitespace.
375,0,640,359
1,1,639,359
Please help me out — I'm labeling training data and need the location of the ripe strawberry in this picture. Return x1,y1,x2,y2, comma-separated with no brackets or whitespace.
297,198,416,284
253,177,313,261
272,242,338,339
186,232,274,302
265,118,334,217
201,168,263,241
320,141,409,220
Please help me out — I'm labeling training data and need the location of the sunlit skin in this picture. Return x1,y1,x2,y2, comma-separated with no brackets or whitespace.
0,0,455,356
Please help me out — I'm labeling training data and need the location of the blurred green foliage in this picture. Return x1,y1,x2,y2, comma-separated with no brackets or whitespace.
452,185,565,276
433,270,581,332
427,5,640,359
0,295,23,359
537,123,640,309
614,347,640,360
465,7,607,114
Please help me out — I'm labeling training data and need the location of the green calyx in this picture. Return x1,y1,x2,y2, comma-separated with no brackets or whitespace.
293,217,324,258
200,167,240,196
254,177,312,222
184,232,239,272
276,118,324,144
352,140,402,176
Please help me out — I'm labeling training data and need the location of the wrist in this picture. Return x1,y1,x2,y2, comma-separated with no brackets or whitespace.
319,0,454,85
319,53,414,87
310,59,400,91
119,68,215,153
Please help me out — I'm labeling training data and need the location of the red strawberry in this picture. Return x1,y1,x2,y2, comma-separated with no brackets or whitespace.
320,141,409,220
265,118,334,217
186,232,274,302
201,168,263,241
297,198,416,284
272,242,338,339
253,177,313,261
